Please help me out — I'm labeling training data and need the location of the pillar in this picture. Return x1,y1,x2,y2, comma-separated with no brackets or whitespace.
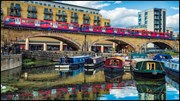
25,38,29,50
60,41,63,51
101,45,104,53
112,42,116,49
43,43,47,51
88,46,92,51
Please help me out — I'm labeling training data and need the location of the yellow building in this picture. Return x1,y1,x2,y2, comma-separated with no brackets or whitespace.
1,1,110,26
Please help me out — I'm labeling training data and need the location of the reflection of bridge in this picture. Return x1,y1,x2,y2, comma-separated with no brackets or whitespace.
2,28,179,53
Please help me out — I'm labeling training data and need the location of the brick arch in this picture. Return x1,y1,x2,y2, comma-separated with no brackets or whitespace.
139,40,174,50
89,37,136,50
26,33,82,50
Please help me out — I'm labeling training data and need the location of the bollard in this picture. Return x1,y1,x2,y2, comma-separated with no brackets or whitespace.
24,72,28,80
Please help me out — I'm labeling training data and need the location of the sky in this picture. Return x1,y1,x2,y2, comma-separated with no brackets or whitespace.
58,1,179,32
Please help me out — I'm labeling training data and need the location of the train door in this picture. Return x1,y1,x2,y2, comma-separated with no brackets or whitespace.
102,27,106,32
125,29,129,34
35,20,40,27
89,26,93,31
53,22,58,28
114,28,117,33
69,24,73,30
15,18,21,25
139,31,142,35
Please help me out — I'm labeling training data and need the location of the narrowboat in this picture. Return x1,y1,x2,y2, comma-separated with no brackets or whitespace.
130,58,166,79
165,75,179,90
134,76,166,100
164,58,179,82
84,56,104,75
104,56,125,74
153,53,173,67
55,55,90,76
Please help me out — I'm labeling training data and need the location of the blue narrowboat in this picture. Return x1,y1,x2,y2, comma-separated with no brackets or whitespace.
153,54,179,82
55,55,90,77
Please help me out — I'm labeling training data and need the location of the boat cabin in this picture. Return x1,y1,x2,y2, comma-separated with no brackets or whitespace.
131,53,148,59
153,54,172,61
131,59,165,71
105,57,125,68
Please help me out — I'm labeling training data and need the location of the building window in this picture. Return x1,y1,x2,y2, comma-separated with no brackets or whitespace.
48,4,51,7
35,2,38,4
44,3,46,6
54,5,56,7
75,9,77,11
90,11,92,14
58,6,60,8
93,12,95,14
62,7,65,9
31,1,34,4
39,3,42,5
68,7,69,10
86,11,88,13
72,8,74,10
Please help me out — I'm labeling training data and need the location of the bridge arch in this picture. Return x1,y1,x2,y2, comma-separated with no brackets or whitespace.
26,33,82,50
89,37,136,52
139,40,174,51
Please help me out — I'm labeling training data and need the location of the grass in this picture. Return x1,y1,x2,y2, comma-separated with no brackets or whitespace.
22,58,58,68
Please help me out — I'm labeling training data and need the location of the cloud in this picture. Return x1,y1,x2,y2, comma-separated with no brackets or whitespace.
167,13,179,32
60,1,110,9
171,7,179,10
110,87,138,98
99,7,141,28
114,1,122,4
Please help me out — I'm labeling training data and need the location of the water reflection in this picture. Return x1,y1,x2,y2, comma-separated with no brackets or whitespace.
1,65,179,100
135,76,166,100
1,66,22,82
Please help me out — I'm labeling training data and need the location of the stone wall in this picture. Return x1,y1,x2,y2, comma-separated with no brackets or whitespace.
1,54,22,71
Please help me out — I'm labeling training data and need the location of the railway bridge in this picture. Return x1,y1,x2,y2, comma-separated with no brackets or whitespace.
1,28,179,53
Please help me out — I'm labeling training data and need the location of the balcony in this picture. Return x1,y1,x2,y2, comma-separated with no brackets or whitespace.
56,19,67,22
105,24,111,27
27,13,31,18
14,12,21,17
56,13,67,16
83,21,90,24
14,4,21,11
71,14,78,18
94,17,100,21
44,17,52,20
10,12,14,16
32,14,37,19
83,16,90,20
154,12,159,15
44,11,53,15
71,20,78,23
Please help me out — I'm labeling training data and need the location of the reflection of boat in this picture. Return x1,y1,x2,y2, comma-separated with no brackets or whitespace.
153,54,179,82
165,75,179,90
55,56,90,77
84,56,104,75
130,59,165,79
104,70,124,83
104,56,125,74
134,76,166,100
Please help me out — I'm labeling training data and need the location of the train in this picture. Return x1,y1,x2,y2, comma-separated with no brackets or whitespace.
3,16,173,40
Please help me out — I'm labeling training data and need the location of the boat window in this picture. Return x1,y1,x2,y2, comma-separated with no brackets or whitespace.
110,59,119,66
146,62,156,70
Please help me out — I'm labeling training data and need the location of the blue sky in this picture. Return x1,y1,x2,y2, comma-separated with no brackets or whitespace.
60,1,179,32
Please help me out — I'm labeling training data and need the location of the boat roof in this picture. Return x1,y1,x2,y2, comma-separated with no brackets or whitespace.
153,53,172,61
107,56,125,62
171,58,179,64
132,58,155,62
69,55,90,58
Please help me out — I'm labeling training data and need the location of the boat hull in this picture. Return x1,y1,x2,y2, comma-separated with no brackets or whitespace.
164,67,179,82
131,68,165,80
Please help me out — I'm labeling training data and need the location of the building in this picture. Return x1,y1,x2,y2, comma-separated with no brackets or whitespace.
138,8,166,32
1,1,110,26
1,1,111,51
128,25,147,31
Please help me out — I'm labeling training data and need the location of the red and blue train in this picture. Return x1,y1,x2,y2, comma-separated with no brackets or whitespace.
3,16,173,40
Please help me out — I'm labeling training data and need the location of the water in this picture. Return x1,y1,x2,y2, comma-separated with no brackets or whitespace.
1,66,179,100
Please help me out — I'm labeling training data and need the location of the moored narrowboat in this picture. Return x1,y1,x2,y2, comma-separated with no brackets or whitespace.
130,58,165,79
164,58,179,82
84,56,104,75
55,55,90,76
104,56,125,74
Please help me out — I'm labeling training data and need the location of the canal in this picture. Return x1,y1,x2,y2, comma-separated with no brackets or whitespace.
1,65,179,100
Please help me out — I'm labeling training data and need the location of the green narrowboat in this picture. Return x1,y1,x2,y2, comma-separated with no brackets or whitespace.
130,58,165,79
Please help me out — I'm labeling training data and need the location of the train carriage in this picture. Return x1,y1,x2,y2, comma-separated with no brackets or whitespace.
4,16,21,26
